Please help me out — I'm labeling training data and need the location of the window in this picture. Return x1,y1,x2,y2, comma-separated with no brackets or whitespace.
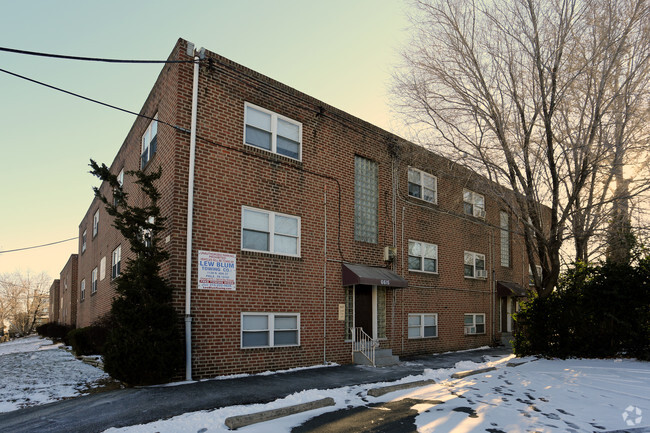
463,189,485,218
500,211,510,267
80,279,86,301
354,156,378,243
81,229,87,253
141,216,155,248
241,313,300,348
464,313,485,335
141,114,158,168
529,264,543,286
244,103,301,160
91,267,98,294
408,314,438,338
113,169,124,206
408,240,438,273
92,210,99,237
464,251,487,279
408,168,437,203
112,245,121,279
241,207,300,256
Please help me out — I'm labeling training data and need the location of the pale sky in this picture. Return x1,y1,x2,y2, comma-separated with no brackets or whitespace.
0,1,410,280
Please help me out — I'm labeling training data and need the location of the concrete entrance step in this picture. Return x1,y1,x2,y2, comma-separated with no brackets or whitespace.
354,348,400,367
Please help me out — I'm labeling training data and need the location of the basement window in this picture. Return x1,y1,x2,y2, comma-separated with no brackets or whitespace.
241,313,300,348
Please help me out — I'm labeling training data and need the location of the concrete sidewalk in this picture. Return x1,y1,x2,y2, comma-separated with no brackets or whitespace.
0,346,511,433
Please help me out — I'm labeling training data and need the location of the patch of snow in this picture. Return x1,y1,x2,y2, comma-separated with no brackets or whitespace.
106,355,650,433
0,335,109,413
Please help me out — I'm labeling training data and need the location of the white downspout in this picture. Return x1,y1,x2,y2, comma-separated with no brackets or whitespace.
185,48,201,381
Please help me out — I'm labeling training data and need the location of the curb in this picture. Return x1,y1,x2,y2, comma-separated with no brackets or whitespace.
367,379,436,397
451,366,496,378
224,397,335,430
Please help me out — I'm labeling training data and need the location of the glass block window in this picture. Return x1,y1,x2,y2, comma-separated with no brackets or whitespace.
408,314,438,338
408,167,437,203
500,211,510,267
408,240,438,273
354,156,378,243
244,103,301,160
241,313,300,348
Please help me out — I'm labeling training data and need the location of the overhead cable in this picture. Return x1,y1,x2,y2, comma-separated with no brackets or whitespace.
0,237,77,254
0,67,189,133
0,46,198,64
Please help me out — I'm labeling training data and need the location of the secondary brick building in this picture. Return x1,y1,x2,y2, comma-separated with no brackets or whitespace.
75,38,536,379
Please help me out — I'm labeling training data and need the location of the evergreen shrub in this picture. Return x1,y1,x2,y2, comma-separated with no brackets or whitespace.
514,255,650,360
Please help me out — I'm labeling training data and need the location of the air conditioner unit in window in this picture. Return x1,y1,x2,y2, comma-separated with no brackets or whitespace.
474,208,486,219
476,269,488,279
383,246,397,262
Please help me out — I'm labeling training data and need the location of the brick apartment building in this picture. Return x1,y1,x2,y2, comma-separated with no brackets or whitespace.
48,279,60,324
58,254,78,326
71,38,536,379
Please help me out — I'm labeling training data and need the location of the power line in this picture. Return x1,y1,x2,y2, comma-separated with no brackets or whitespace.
0,237,77,254
0,67,189,133
0,46,198,64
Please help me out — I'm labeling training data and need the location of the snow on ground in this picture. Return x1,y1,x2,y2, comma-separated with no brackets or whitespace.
0,335,110,413
106,355,650,433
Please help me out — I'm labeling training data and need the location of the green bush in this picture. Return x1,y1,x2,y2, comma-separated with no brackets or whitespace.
66,316,112,356
36,322,75,342
514,256,650,360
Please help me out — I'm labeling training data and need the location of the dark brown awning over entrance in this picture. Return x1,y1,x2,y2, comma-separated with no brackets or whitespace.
497,280,528,298
341,263,408,288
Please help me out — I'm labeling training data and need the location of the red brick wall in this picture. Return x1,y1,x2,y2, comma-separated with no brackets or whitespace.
48,279,60,323
59,254,78,326
76,39,533,378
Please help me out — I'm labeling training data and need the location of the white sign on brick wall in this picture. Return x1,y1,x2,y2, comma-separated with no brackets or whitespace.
198,250,236,290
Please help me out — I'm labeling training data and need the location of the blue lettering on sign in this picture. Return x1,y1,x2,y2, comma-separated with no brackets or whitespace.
200,260,235,268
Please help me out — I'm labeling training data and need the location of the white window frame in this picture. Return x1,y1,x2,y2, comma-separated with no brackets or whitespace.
464,313,486,335
408,240,438,274
408,313,438,339
244,102,302,161
463,189,485,219
141,114,158,168
91,267,98,294
80,279,86,301
112,245,121,279
241,207,301,257
529,264,543,286
240,312,300,349
81,229,87,253
407,167,437,204
464,251,487,279
92,210,99,237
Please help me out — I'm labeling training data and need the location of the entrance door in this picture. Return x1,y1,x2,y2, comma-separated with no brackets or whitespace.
354,285,374,337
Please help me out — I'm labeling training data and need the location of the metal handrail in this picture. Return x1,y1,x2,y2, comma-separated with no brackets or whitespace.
351,327,376,367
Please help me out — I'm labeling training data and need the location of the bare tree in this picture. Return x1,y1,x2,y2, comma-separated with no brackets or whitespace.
0,271,50,336
393,0,649,296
